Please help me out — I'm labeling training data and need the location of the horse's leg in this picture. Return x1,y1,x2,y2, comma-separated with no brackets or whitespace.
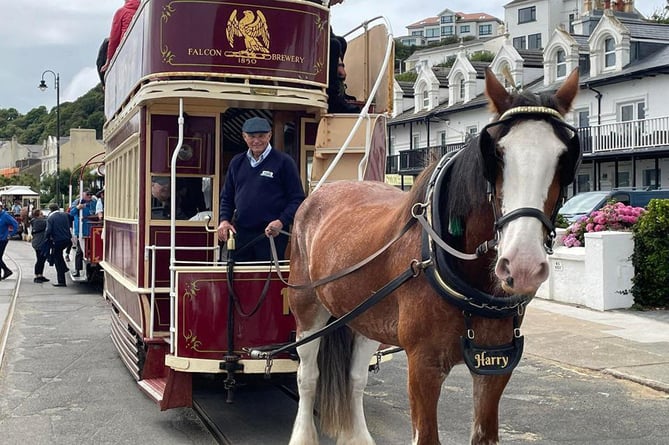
289,305,331,445
406,351,448,445
335,334,379,445
470,373,512,445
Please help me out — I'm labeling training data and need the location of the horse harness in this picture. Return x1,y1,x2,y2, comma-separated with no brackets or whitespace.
253,106,581,376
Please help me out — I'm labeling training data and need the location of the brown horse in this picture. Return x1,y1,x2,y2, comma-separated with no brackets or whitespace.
287,68,581,445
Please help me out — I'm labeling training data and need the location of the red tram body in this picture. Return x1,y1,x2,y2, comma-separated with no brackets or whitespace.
101,0,394,409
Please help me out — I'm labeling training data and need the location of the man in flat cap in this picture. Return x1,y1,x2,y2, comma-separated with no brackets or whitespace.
217,117,305,261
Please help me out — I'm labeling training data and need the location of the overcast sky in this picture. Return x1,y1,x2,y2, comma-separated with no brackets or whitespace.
0,0,663,114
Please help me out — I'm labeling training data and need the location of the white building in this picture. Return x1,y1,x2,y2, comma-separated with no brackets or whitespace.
388,0,669,193
399,10,503,47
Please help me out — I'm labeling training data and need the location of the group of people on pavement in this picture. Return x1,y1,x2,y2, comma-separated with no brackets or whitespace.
11,189,105,288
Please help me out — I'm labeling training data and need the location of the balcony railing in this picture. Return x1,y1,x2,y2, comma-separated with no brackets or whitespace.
577,115,669,153
391,116,669,175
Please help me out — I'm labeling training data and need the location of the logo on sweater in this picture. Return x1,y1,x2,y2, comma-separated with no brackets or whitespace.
260,170,274,178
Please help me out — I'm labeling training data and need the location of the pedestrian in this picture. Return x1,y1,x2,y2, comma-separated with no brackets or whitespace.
70,190,97,277
217,117,305,261
0,202,19,280
30,208,50,283
45,202,74,287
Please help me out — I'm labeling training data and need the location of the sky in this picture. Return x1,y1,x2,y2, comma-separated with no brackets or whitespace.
0,0,664,114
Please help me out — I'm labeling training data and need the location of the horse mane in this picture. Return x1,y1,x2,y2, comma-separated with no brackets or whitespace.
406,89,565,222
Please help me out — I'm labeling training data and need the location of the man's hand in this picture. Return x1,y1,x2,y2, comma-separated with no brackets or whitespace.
217,220,235,242
265,219,284,237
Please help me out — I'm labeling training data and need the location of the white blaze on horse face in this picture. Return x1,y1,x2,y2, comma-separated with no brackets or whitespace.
495,120,565,294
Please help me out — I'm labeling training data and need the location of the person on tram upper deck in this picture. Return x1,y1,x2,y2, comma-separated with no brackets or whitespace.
217,117,305,262
101,0,140,73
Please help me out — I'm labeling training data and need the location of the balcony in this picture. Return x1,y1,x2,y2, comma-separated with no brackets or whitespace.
390,116,669,175
391,142,468,175
577,115,669,154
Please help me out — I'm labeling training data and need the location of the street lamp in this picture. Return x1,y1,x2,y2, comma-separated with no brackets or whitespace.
39,70,61,206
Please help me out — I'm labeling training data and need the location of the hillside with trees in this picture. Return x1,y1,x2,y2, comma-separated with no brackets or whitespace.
0,84,105,145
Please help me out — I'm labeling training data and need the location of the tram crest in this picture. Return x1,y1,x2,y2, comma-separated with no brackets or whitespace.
225,9,271,59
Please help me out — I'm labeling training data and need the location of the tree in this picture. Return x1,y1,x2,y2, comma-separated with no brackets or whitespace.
0,84,104,145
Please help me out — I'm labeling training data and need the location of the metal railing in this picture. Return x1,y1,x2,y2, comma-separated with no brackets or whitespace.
576,115,669,153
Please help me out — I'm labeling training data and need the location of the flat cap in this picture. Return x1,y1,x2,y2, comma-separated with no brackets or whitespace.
242,117,271,134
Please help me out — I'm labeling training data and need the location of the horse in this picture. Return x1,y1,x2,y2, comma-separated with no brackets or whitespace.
286,67,581,445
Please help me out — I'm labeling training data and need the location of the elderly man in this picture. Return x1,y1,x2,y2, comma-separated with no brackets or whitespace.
217,117,305,261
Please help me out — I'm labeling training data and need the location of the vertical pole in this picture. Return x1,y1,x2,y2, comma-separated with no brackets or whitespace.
56,73,61,207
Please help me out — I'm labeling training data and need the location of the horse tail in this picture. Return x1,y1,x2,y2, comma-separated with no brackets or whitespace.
316,322,353,437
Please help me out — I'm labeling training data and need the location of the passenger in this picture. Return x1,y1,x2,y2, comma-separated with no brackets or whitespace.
323,0,360,113
30,209,50,283
12,200,21,217
95,188,105,219
217,117,305,261
101,0,140,73
0,202,19,281
96,38,109,87
45,203,73,287
151,177,204,220
69,190,97,277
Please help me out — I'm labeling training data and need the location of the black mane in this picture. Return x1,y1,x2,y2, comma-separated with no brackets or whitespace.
407,89,566,223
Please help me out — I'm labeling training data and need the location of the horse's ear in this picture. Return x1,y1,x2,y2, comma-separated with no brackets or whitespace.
554,68,579,115
484,67,512,114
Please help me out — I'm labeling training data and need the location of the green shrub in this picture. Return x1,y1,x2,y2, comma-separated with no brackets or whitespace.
630,199,669,308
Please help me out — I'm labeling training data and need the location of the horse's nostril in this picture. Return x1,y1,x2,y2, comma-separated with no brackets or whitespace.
505,277,514,288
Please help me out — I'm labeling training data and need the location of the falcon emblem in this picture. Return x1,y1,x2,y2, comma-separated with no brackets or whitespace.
226,9,270,55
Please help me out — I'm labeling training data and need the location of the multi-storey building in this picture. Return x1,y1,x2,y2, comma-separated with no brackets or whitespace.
388,0,669,193
399,9,503,47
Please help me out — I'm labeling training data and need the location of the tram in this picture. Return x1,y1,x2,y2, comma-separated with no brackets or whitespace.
101,0,394,409
65,152,105,283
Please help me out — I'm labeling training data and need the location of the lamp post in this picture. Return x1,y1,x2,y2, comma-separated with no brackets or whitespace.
39,70,61,206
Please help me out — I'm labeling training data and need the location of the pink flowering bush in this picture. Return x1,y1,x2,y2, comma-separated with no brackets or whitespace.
563,201,645,248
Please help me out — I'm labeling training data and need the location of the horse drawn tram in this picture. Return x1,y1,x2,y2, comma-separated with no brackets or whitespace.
65,152,106,283
101,0,394,410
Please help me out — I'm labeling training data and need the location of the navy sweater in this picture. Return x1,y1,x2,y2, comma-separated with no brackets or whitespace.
219,149,305,230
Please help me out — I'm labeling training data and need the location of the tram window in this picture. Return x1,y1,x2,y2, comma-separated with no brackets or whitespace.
151,176,211,220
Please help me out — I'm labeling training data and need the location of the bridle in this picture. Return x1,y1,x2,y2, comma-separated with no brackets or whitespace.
419,105,582,318
480,106,582,255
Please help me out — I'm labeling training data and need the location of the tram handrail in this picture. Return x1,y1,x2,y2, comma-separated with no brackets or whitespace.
145,243,220,339
314,16,394,191
168,99,185,353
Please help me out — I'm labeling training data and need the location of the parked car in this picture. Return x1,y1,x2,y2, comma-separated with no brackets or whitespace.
558,189,669,223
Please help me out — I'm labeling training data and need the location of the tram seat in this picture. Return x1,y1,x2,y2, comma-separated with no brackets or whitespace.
309,113,387,190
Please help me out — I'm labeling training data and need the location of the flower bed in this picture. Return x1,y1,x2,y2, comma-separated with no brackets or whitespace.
563,202,645,247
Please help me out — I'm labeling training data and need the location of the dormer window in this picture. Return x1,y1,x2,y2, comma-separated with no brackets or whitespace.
556,49,567,78
459,78,466,101
604,37,616,67
422,90,429,109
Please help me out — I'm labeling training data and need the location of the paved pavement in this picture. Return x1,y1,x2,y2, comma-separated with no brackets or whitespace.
0,238,668,443
0,239,214,445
